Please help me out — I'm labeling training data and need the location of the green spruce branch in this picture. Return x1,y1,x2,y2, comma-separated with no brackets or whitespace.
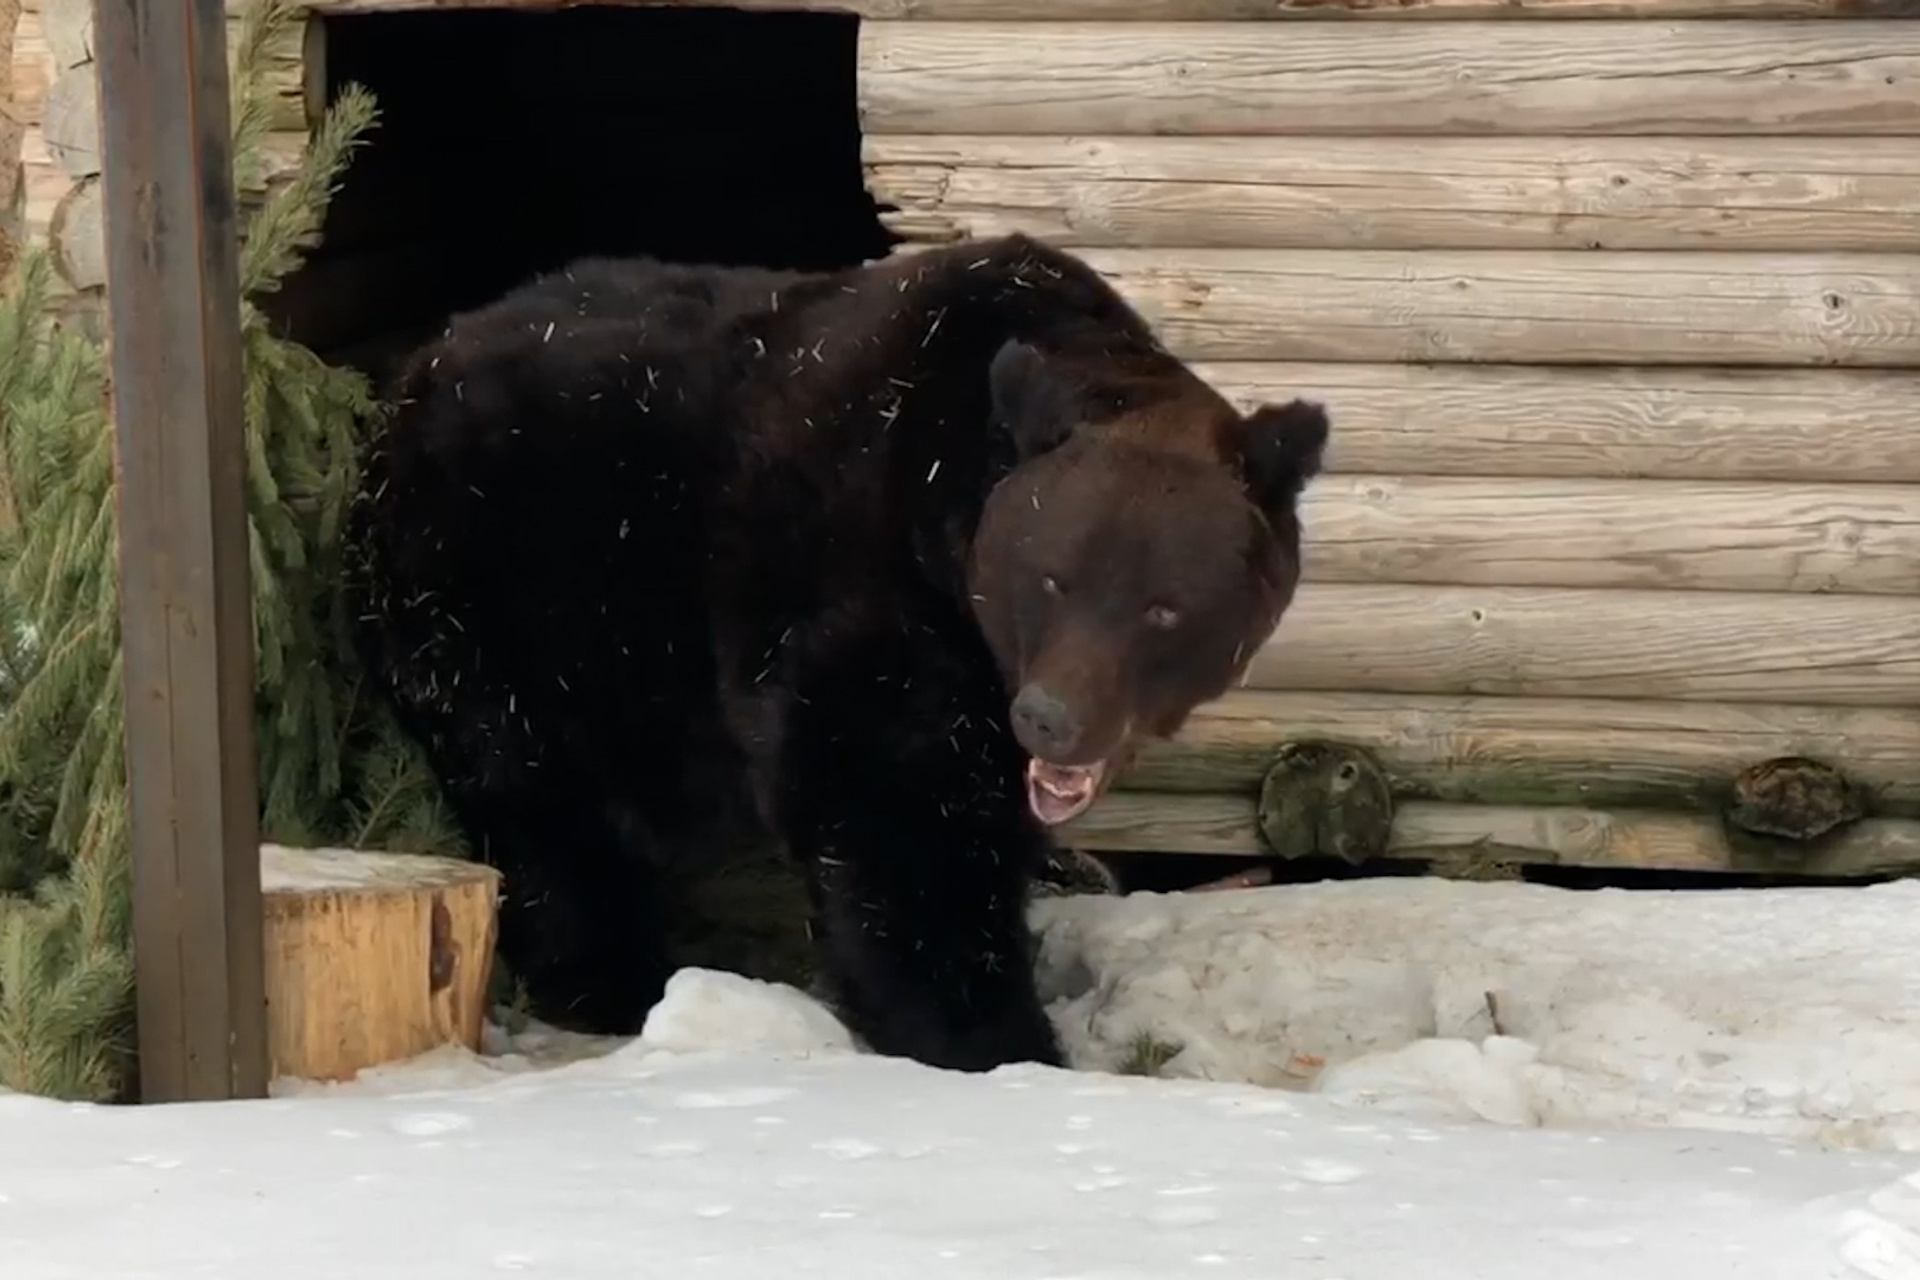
0,0,463,1102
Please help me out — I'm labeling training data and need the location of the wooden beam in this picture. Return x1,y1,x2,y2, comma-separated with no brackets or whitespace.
1062,794,1920,878
1070,248,1920,367
94,0,268,1103
1299,475,1920,596
1248,582,1920,705
857,21,1920,137
865,137,1920,253
1119,690,1920,816
1192,363,1920,485
295,0,1920,19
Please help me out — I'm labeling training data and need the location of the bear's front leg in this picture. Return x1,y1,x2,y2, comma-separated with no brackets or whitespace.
771,624,1067,1073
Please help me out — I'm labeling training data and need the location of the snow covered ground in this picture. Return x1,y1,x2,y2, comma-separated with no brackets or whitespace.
8,876,1920,1279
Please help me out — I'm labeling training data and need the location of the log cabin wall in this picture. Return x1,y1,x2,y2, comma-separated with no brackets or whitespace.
860,1,1920,879
5,0,1918,878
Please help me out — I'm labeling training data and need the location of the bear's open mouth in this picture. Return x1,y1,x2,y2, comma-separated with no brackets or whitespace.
1026,759,1107,826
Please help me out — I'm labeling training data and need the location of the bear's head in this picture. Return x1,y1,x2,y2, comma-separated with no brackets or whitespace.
969,340,1329,827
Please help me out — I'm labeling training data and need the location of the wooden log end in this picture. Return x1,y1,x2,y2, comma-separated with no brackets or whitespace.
261,844,502,1085
1256,740,1394,865
47,173,102,291
1724,755,1868,842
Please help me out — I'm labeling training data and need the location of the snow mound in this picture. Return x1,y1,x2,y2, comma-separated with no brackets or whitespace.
1031,876,1920,1150
638,967,857,1058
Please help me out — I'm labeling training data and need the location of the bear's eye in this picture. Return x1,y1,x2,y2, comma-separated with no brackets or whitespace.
1144,603,1181,630
1041,574,1066,597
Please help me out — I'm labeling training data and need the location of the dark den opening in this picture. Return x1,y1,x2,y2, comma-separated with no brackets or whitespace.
269,5,898,380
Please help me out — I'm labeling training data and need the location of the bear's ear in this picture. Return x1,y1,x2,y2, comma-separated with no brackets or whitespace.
1234,399,1330,516
989,340,1080,459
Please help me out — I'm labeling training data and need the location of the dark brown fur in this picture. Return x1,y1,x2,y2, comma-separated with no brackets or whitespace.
344,234,1329,1071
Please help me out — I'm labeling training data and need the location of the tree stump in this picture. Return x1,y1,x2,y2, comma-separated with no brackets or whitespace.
261,844,501,1084
1256,740,1394,865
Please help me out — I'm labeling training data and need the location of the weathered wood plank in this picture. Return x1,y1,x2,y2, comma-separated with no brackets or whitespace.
297,0,1920,17
866,137,1920,253
1119,690,1920,815
1249,582,1920,704
858,22,1920,137
97,0,268,1102
1069,249,1920,367
1301,475,1920,595
1194,363,1920,484
1062,794,1920,878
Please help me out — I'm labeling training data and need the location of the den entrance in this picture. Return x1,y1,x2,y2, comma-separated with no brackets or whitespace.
269,4,897,380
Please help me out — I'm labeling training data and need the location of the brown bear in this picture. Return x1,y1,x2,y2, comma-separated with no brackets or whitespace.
344,233,1329,1072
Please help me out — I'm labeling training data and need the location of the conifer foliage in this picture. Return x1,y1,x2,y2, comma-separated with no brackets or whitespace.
0,0,464,1101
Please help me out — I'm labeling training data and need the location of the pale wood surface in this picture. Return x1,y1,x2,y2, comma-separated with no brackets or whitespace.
261,845,501,1084
46,170,100,287
866,137,1920,253
296,0,1920,17
858,22,1920,137
1195,363,1920,484
38,62,95,177
1249,582,1920,704
1300,475,1920,595
1121,689,1920,815
7,0,302,294
1069,248,1920,366
1062,794,1920,877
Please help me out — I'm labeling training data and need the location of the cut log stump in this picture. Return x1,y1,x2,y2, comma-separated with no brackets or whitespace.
261,844,501,1084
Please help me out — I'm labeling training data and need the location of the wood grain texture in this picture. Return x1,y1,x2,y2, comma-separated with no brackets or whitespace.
858,22,1920,137
8,0,300,307
297,0,1920,16
1070,248,1920,366
98,0,266,1102
47,172,101,289
1194,363,1920,484
1300,475,1920,595
1120,690,1920,815
1249,582,1920,704
39,63,97,179
261,846,500,1084
866,137,1920,253
1062,794,1920,877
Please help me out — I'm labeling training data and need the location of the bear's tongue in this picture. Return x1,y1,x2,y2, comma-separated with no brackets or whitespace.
1027,759,1105,826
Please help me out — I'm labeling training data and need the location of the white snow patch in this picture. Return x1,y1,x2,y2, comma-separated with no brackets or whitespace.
6,1029,1919,1279
10,876,1920,1279
1032,876,1920,1150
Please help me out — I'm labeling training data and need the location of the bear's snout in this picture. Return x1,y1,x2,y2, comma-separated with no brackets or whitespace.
1010,681,1081,761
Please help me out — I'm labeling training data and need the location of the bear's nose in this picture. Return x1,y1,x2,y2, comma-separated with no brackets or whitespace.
1011,682,1081,759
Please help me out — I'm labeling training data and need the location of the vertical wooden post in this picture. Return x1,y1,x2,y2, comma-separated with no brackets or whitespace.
92,0,268,1103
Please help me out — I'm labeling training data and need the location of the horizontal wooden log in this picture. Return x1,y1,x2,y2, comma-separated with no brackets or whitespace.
1300,475,1920,595
297,0,1920,17
1194,363,1920,485
1249,582,1920,704
1073,249,1920,367
1120,690,1920,816
1062,794,1920,878
865,137,1920,253
857,22,1920,137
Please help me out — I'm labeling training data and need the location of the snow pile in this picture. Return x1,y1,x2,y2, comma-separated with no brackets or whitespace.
1032,876,1920,1150
9,967,1920,1280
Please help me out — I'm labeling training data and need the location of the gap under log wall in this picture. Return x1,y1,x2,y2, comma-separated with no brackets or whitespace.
7,0,1919,880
